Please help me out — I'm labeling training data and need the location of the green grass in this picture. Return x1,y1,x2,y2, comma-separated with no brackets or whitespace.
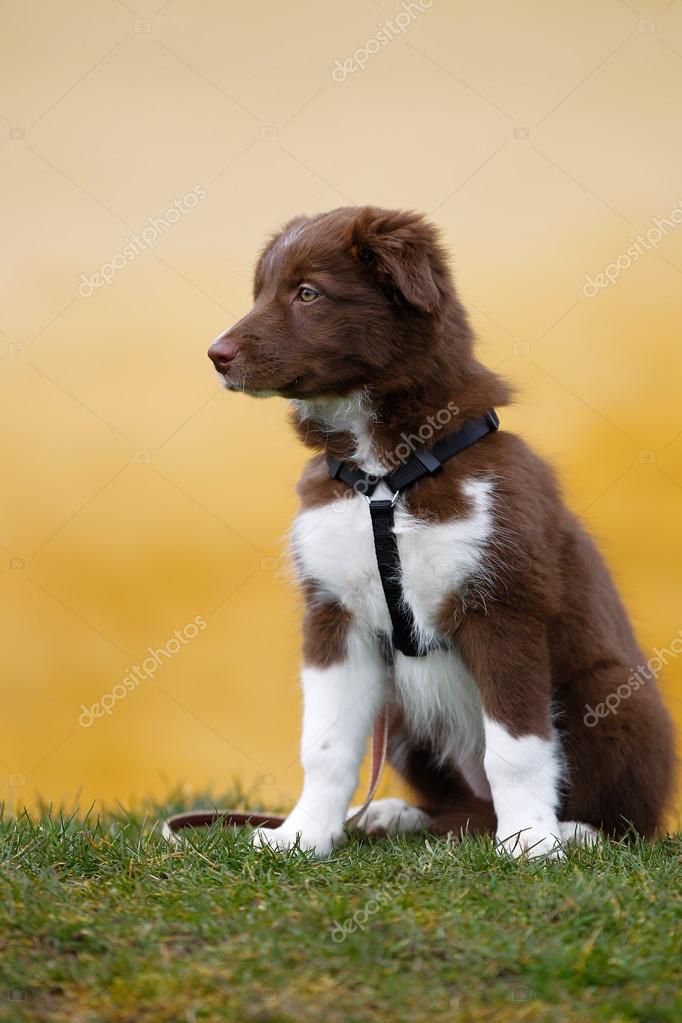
1,799,680,1023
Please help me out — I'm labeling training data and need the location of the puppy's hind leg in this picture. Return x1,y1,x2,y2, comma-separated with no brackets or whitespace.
347,798,432,837
557,820,599,847
347,793,496,839
349,730,497,840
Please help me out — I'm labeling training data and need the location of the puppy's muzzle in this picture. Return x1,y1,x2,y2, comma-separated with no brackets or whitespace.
208,335,238,372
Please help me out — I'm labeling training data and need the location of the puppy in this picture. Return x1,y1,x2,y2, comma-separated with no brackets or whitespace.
208,206,674,857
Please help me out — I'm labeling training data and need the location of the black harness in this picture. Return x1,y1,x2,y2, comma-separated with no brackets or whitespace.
326,409,500,657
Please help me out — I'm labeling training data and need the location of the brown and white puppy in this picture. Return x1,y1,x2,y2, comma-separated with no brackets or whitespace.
208,206,675,857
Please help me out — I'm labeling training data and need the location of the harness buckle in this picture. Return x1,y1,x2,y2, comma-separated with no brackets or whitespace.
327,455,343,480
485,408,500,431
414,448,441,473
364,490,400,508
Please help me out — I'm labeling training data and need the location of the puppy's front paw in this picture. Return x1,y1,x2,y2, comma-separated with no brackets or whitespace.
251,821,339,858
496,819,564,860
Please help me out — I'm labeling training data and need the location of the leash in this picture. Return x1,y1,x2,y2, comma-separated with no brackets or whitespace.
163,410,498,840
327,409,499,656
162,706,389,842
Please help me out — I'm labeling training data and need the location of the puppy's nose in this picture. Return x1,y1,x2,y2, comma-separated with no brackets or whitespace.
208,336,238,372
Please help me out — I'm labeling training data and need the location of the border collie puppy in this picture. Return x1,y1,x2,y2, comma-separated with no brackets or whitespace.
208,207,674,857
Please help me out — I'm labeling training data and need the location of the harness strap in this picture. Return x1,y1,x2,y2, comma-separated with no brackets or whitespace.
368,499,418,656
162,410,500,840
328,409,499,497
328,409,500,658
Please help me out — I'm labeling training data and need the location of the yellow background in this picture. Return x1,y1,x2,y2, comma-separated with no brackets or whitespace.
1,0,681,821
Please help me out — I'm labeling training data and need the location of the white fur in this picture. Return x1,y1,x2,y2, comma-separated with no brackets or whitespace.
346,800,597,846
392,647,485,767
294,392,383,474
558,821,598,846
254,395,586,858
270,470,495,860
483,718,565,858
347,797,430,836
292,479,493,642
252,625,386,856
292,475,493,759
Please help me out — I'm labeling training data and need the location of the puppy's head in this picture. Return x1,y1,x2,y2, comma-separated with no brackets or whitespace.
208,206,453,400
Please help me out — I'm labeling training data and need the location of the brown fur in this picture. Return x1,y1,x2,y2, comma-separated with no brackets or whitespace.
300,581,352,670
209,206,675,839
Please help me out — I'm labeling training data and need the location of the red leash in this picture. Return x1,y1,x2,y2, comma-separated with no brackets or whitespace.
162,707,389,843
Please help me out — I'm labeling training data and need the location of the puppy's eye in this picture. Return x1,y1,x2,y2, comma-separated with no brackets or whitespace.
297,285,320,303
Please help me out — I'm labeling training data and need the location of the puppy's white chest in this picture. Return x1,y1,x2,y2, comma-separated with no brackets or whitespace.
293,478,493,766
292,478,493,644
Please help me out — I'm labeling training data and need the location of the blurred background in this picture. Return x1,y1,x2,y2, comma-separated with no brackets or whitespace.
1,0,681,821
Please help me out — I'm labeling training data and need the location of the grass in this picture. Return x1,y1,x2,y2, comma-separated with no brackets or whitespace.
0,798,680,1023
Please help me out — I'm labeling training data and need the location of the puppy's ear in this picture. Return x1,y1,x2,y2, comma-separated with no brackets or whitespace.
350,208,442,313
